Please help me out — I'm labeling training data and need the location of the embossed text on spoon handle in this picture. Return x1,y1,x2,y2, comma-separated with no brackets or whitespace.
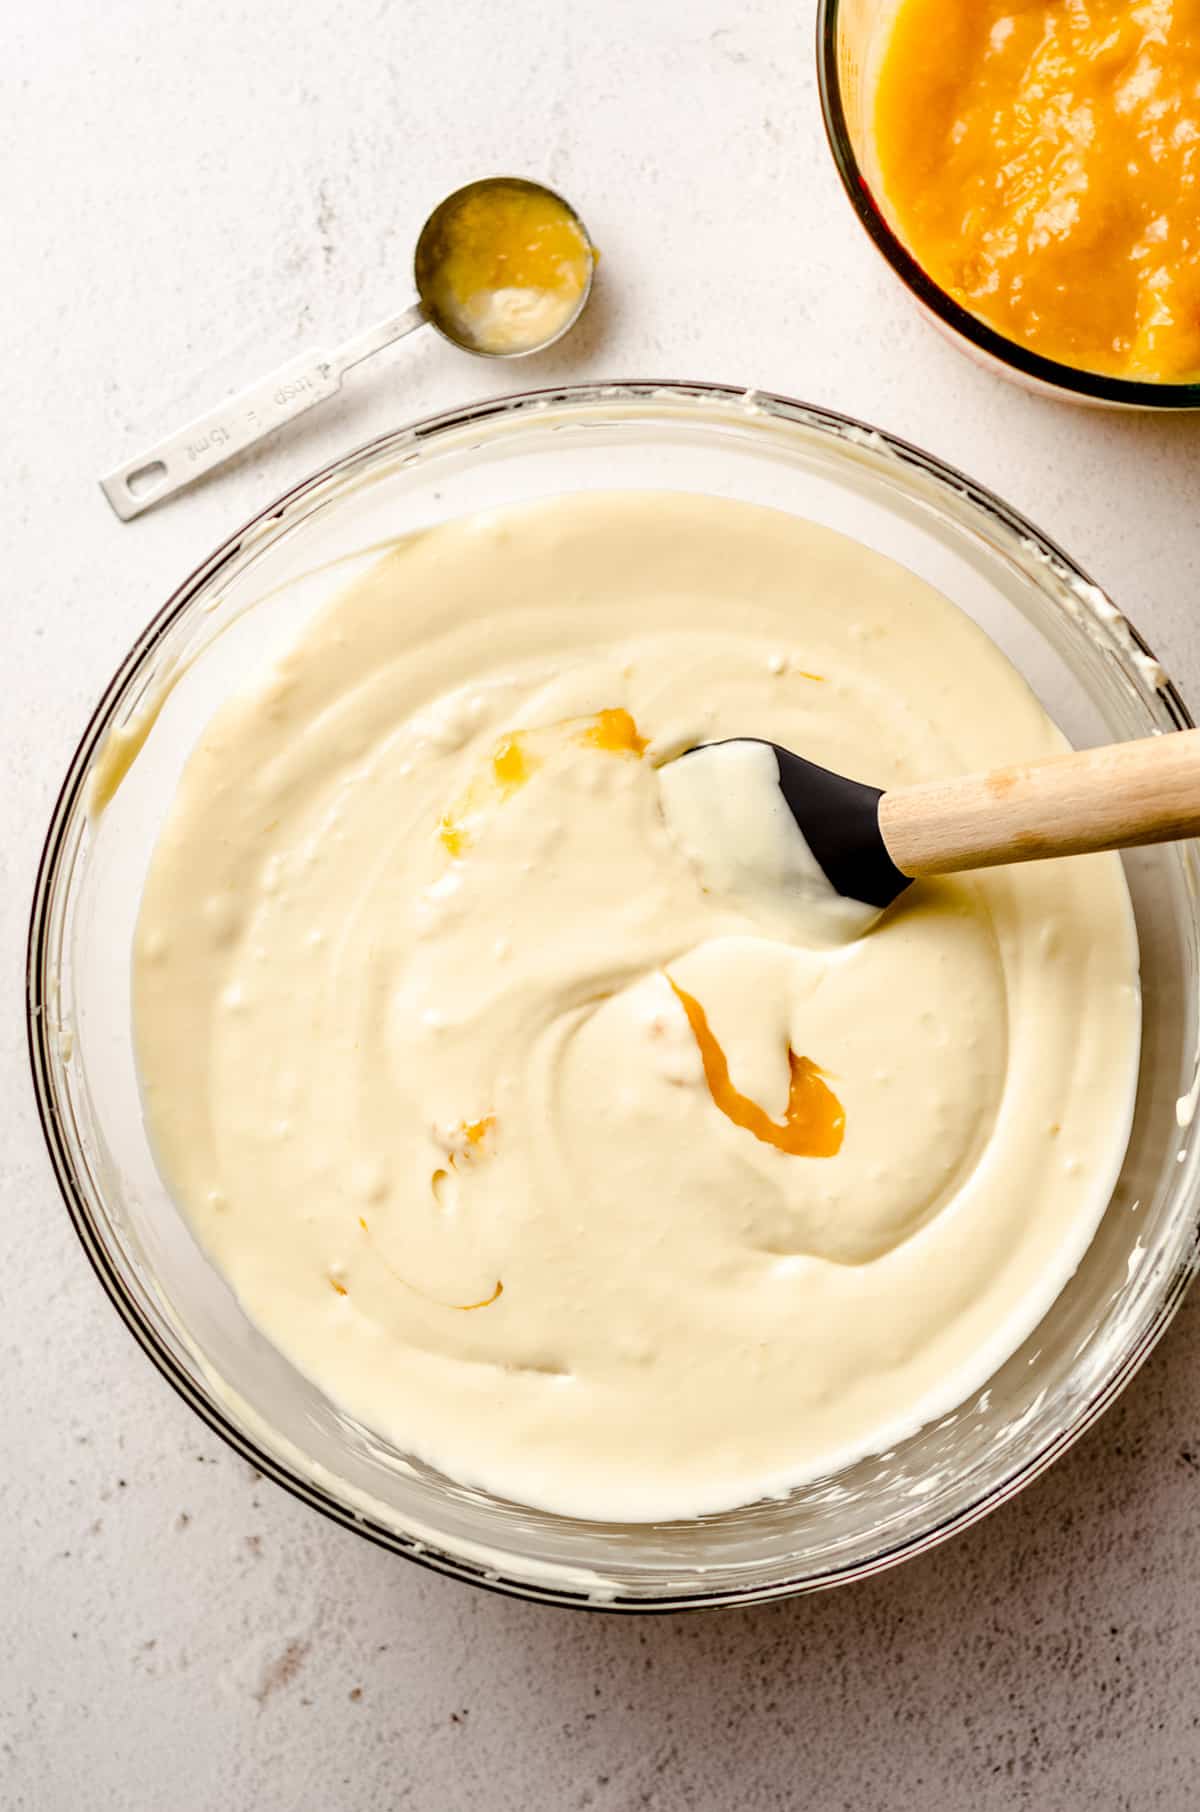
100,301,426,522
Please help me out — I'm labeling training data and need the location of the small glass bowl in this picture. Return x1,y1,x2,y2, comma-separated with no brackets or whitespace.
27,382,1200,1609
816,0,1200,411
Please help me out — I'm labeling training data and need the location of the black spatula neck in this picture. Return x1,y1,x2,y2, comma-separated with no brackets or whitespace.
753,741,908,911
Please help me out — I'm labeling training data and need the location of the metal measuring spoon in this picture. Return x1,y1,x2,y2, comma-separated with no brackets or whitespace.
100,177,595,522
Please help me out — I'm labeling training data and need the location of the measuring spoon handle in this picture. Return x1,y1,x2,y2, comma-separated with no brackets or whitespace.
100,301,427,521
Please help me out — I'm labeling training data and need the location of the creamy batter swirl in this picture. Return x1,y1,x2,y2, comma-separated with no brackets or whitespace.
132,494,1140,1520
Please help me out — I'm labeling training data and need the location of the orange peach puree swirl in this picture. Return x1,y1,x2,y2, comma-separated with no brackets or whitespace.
440,708,647,855
668,981,845,1158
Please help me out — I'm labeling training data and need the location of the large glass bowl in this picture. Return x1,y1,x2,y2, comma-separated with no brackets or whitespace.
817,0,1200,411
27,382,1200,1609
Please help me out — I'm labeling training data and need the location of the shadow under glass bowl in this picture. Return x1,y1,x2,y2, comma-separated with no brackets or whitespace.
816,0,1200,411
26,381,1200,1609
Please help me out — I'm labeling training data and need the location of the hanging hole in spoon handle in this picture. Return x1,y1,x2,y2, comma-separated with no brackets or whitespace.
99,302,428,522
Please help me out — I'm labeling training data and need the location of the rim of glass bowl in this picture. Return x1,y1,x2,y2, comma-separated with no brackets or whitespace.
26,380,1200,1612
815,0,1200,411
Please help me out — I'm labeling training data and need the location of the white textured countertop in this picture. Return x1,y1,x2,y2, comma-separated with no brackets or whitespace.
5,3,1200,1806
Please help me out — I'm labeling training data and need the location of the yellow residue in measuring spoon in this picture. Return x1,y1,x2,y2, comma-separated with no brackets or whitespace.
419,180,594,355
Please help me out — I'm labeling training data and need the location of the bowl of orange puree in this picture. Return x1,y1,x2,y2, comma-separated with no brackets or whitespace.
818,0,1200,407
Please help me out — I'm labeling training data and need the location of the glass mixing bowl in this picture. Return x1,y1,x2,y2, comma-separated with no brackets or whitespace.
27,382,1200,1609
816,0,1200,411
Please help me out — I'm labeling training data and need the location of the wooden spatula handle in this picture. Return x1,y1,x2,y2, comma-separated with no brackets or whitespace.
879,729,1200,878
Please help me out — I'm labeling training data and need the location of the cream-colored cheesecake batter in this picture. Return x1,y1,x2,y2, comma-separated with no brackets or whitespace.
131,493,1140,1521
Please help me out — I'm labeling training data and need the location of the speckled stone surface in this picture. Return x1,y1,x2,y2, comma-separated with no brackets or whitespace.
5,3,1200,1806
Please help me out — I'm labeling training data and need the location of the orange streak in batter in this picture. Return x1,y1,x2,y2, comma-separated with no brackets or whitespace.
440,709,647,854
668,980,845,1158
579,707,648,756
457,1279,504,1311
356,1116,503,1309
491,736,536,791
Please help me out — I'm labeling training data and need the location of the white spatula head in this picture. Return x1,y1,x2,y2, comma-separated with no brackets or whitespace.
658,739,910,946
